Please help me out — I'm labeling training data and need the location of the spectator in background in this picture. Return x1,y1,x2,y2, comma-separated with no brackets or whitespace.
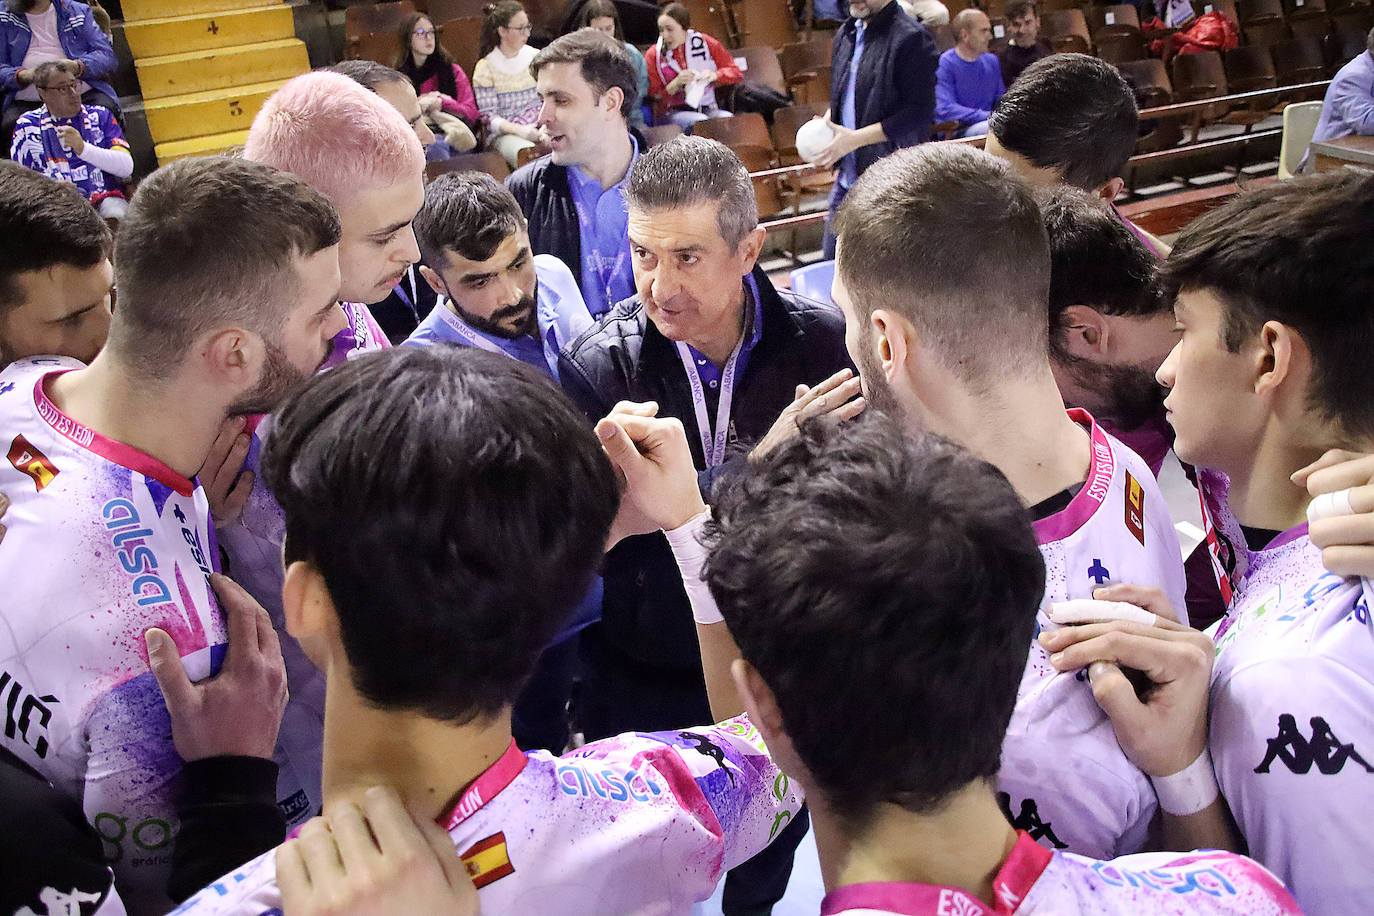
472,0,544,168
395,12,479,153
935,8,1004,137
577,0,648,128
1303,25,1374,169
899,0,950,26
1,0,117,152
644,2,740,130
999,0,1052,86
812,0,938,258
10,60,127,219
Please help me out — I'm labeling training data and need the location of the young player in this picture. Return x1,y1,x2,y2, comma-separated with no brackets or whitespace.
0,156,346,915
1044,170,1374,916
829,142,1186,858
171,346,802,915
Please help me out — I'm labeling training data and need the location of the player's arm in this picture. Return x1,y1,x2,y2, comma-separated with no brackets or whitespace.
1039,584,1243,853
1293,449,1374,578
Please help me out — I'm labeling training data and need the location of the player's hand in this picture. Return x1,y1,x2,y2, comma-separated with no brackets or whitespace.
55,124,85,154
1292,449,1374,578
1039,583,1213,779
598,404,706,540
200,416,254,525
813,118,859,169
751,369,865,461
0,491,8,547
146,573,287,761
278,786,479,916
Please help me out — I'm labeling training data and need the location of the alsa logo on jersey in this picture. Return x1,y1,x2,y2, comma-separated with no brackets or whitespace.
7,435,58,492
1123,471,1146,546
1091,859,1241,897
103,497,176,607
1254,714,1374,776
461,832,514,889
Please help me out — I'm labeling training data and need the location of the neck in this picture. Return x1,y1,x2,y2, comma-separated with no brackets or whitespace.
321,667,515,821
580,130,634,190
814,782,1019,903
1224,420,1337,532
29,0,52,12
412,50,429,68
956,43,981,61
499,41,523,58
687,285,747,368
47,352,223,479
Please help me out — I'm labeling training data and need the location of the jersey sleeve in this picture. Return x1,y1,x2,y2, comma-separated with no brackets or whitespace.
10,115,45,170
1081,848,1302,913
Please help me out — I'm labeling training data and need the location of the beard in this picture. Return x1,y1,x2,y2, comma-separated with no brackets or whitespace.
1057,351,1167,432
453,291,538,340
226,338,317,417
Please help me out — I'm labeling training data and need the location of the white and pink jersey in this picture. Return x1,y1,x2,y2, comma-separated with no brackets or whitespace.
0,358,231,915
171,715,803,915
820,831,1302,915
214,302,390,826
998,409,1188,859
1207,525,1374,916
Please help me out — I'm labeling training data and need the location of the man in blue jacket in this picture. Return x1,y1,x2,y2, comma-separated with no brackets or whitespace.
1,0,118,152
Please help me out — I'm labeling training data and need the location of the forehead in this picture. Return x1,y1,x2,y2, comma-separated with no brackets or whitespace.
444,230,530,274
337,178,425,235
627,201,723,248
9,260,112,319
374,79,420,113
537,61,594,93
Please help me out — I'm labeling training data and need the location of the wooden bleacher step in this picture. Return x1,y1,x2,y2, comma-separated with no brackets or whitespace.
155,128,252,163
120,0,281,23
141,79,289,144
124,6,295,58
134,37,308,100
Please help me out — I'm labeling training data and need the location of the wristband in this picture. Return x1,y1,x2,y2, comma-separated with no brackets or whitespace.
664,510,723,625
1307,487,1355,524
1149,748,1220,817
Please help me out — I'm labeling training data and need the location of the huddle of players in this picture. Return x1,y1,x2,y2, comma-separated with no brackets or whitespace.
0,49,1371,916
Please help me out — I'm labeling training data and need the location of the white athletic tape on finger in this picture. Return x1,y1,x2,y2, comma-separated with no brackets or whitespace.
1307,487,1355,524
665,511,724,625
1048,598,1159,628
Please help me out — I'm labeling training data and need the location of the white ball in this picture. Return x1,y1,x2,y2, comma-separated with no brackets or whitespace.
795,118,835,163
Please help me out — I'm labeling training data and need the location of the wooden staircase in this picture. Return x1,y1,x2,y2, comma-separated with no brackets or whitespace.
121,0,307,164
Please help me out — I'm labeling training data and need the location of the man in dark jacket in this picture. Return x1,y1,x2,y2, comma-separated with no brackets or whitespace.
558,136,860,916
813,0,938,257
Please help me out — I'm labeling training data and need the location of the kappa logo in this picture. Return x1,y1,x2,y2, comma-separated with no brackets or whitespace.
997,792,1067,849
461,832,514,889
1255,714,1374,776
7,434,59,492
1123,470,1146,546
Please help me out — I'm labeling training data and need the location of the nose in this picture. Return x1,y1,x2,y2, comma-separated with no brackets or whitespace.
648,261,684,306
394,225,420,266
1156,340,1180,389
537,97,556,128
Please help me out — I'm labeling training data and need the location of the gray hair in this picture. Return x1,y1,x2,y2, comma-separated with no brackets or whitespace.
624,136,758,248
33,60,78,89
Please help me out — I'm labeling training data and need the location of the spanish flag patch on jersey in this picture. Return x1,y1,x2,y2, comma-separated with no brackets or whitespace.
462,832,515,889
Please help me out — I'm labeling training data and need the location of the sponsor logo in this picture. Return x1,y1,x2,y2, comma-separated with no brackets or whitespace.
1255,714,1374,776
997,792,1067,849
277,789,311,823
7,434,58,491
1087,558,1112,586
461,832,514,889
0,670,57,759
1124,470,1146,546
102,497,173,607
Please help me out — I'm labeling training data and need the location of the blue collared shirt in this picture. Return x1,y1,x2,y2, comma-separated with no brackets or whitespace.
681,275,765,412
566,141,638,317
403,254,592,381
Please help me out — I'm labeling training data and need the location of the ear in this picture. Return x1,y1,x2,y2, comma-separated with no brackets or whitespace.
736,225,768,274
200,327,261,388
869,307,912,384
418,264,447,298
1253,319,1296,398
602,85,625,117
1057,304,1112,360
282,560,335,646
732,659,789,752
1095,177,1126,202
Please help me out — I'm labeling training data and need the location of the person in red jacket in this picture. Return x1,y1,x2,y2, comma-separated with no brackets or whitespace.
644,2,740,131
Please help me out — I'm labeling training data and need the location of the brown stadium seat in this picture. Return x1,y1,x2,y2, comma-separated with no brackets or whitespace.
425,151,512,184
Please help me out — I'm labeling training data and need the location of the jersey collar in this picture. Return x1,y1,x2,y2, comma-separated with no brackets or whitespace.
440,739,528,830
1031,407,1114,546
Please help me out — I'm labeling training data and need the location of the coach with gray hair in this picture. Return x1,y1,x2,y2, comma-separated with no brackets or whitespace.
558,135,856,914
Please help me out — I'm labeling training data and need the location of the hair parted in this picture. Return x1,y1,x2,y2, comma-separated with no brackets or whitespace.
105,156,340,373
576,0,624,39
532,28,637,118
704,416,1045,820
480,1,527,59
262,346,619,724
834,143,1050,382
624,136,757,248
414,171,526,268
989,53,1138,191
0,163,111,313
1159,170,1374,441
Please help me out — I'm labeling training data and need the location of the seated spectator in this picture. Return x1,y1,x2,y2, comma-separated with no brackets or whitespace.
0,161,110,367
899,0,951,26
9,60,129,221
1302,25,1374,170
577,0,649,128
644,2,740,131
999,0,1052,87
1,0,118,153
472,0,544,168
395,12,479,153
935,8,1004,136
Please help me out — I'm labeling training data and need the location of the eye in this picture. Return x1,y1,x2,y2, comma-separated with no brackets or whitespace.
376,231,401,247
678,253,697,265
469,277,491,289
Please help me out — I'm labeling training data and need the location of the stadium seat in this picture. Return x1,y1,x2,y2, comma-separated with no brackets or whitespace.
1224,44,1278,92
1096,32,1149,63
1244,19,1293,44
425,151,512,183
346,2,418,48
349,31,399,64
438,17,484,74
1329,2,1373,31
1170,50,1234,139
1120,57,1174,106
1087,4,1142,39
771,101,829,161
733,145,786,218
643,123,686,145
426,0,491,23
734,45,789,95
679,0,737,46
1277,98,1322,177
693,112,776,155
516,144,543,168
1272,35,1330,89
730,0,801,49
780,37,833,105
1324,27,1369,72
789,260,835,304
1043,9,1093,52
1288,14,1333,37
1191,0,1241,19
1283,0,1328,20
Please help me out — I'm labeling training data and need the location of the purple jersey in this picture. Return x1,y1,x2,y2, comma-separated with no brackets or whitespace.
10,104,128,205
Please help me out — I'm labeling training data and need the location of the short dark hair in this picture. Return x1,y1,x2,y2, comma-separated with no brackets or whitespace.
834,143,1050,382
262,346,619,723
576,0,623,39
704,417,1044,820
532,27,637,118
1038,186,1164,349
990,54,1138,191
1159,170,1374,441
413,171,525,268
0,163,112,313
106,157,341,373
1005,0,1037,20
325,59,408,92
625,135,757,248
660,2,690,29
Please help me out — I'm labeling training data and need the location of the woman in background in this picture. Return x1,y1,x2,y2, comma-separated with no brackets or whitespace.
643,1,739,131
575,0,648,128
395,12,479,151
471,0,544,167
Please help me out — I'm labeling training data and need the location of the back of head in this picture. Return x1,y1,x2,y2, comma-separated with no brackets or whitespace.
989,53,1138,191
107,157,340,373
834,143,1051,383
1160,171,1374,441
262,345,619,723
481,0,526,58
0,163,111,314
414,171,526,267
532,28,637,119
243,71,424,208
624,135,757,248
1039,185,1163,344
326,59,409,93
705,416,1045,819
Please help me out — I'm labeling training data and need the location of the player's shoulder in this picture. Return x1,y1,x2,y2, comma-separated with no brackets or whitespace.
168,846,280,916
